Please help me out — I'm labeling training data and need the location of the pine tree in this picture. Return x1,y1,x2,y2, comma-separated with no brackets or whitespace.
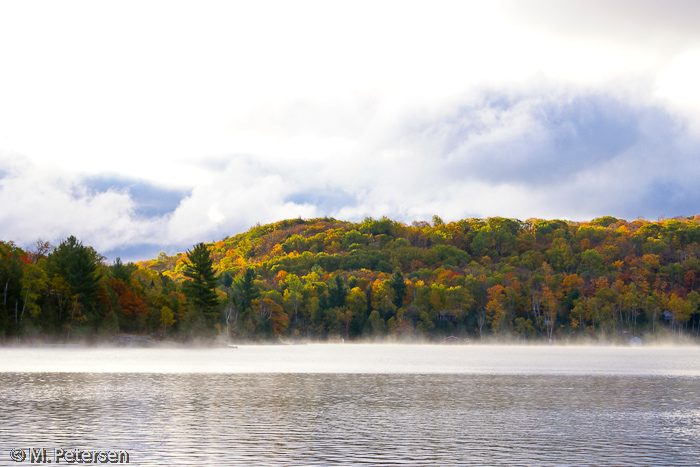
328,275,347,308
48,236,100,312
234,268,259,312
110,257,137,282
182,243,219,320
389,270,406,308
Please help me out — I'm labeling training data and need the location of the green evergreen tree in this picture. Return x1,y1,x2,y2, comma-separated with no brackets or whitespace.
234,268,259,312
389,270,407,308
182,243,220,321
48,236,101,312
328,275,347,308
68,245,100,310
110,257,137,282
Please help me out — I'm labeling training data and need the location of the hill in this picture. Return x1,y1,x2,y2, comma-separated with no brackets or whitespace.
137,215,700,342
3,215,700,342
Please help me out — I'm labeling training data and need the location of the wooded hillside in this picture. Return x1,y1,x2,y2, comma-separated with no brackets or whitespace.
3,215,700,342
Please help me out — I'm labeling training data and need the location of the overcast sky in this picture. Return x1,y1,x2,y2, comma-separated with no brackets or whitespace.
2,0,700,262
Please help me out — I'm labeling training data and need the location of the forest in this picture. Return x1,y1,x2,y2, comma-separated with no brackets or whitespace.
2,215,700,344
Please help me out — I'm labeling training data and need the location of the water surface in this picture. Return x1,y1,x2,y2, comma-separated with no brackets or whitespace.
1,345,699,466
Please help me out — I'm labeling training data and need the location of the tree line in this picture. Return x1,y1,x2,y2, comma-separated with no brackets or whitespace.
2,215,700,342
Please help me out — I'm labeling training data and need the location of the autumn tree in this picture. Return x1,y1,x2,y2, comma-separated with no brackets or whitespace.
28,239,53,264
366,310,386,337
283,273,303,321
19,262,48,328
108,277,148,331
160,306,175,335
485,285,507,334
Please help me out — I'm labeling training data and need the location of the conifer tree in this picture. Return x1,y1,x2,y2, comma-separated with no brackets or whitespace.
328,275,347,308
234,268,259,312
182,243,219,320
48,236,101,312
389,270,406,308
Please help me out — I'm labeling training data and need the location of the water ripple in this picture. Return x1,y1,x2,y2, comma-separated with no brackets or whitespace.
1,372,699,466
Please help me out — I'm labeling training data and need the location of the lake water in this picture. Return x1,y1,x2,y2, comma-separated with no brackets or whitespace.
1,344,699,466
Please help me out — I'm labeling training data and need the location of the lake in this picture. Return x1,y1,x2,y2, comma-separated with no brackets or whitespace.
1,344,699,466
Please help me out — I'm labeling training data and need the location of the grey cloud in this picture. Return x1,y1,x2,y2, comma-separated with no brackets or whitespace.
498,136,700,221
332,89,700,223
103,243,187,265
635,180,700,220
507,0,700,53
409,93,675,186
286,189,357,217
82,175,190,217
520,174,700,222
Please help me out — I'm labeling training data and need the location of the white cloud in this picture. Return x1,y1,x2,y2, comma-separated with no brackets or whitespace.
655,48,700,134
3,1,700,259
0,157,163,252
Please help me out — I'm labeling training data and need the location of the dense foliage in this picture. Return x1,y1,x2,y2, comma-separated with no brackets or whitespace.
3,215,700,343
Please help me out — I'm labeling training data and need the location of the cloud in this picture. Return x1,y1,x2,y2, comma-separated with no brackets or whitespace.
302,88,700,223
506,0,700,49
3,2,700,261
83,176,190,217
8,85,700,262
431,93,662,185
287,190,358,217
163,156,318,244
0,157,164,256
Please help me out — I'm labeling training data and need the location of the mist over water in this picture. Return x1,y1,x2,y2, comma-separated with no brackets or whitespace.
1,345,699,466
2,344,700,376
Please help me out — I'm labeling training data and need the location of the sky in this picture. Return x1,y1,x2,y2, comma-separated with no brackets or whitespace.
2,0,700,262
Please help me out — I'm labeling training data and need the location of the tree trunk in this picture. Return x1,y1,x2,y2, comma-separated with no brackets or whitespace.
20,288,29,325
477,309,485,338
3,278,8,309
68,301,77,340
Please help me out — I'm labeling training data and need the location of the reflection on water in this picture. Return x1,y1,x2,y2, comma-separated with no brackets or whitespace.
1,346,699,466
